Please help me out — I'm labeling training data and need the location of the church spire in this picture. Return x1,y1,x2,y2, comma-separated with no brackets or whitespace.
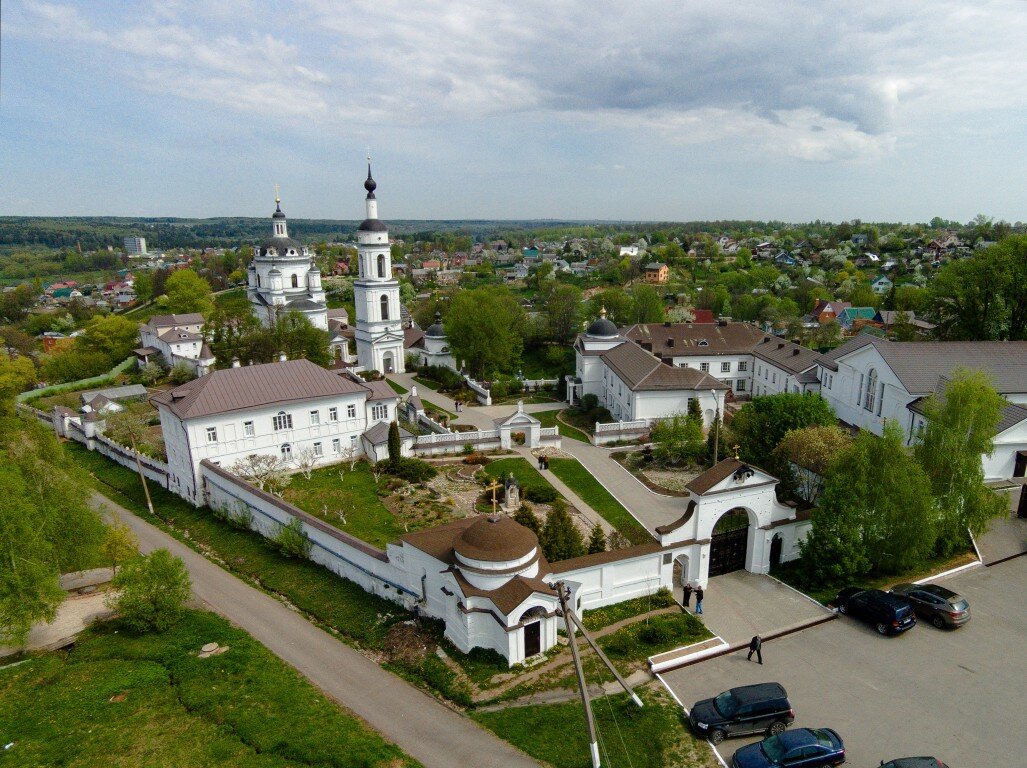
271,185,287,237
363,158,380,222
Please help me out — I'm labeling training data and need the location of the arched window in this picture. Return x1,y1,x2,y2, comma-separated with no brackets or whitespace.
256,274,261,287
291,274,299,288
864,368,877,412
281,443,292,460
377,253,386,278
380,294,390,320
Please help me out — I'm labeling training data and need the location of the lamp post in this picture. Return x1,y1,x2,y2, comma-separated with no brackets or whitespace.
711,388,720,466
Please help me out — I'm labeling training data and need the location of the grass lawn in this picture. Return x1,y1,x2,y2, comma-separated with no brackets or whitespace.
0,609,417,768
283,462,404,548
483,457,558,496
771,548,979,605
581,589,676,632
474,686,715,768
422,398,457,420
386,378,408,394
597,613,711,668
546,458,651,544
535,409,590,443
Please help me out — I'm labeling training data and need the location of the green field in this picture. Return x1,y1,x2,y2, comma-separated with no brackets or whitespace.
0,610,417,768
546,458,651,544
535,409,590,442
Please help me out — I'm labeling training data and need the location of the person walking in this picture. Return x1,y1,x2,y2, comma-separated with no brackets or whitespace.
695,584,704,615
747,634,763,664
682,582,693,609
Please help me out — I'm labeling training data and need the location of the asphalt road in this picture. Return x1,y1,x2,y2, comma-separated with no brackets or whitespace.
93,491,541,768
663,557,1027,767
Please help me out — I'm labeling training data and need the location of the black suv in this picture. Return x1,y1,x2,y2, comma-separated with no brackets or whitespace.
689,683,795,745
834,588,916,635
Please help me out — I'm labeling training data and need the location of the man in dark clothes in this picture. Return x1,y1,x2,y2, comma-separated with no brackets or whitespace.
682,582,693,608
695,585,704,615
747,635,763,664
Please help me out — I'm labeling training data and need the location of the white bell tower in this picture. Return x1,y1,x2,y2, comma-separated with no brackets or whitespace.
353,163,405,374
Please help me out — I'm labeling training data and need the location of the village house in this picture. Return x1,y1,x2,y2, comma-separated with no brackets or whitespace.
135,313,216,376
643,262,669,283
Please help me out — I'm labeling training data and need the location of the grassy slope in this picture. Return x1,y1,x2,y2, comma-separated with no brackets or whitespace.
284,462,404,548
580,589,676,632
535,409,590,442
483,457,558,494
386,378,409,394
546,458,651,544
0,610,417,768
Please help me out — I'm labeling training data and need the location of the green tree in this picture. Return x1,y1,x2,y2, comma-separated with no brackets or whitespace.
914,369,1008,553
540,499,585,563
628,284,665,323
102,521,139,573
104,409,159,514
650,411,705,466
513,504,542,537
0,351,36,404
445,286,526,378
40,347,112,384
992,234,1027,339
731,393,836,469
387,420,401,464
773,425,852,504
82,314,140,360
538,282,583,343
133,271,155,302
163,269,214,315
587,523,606,555
109,549,192,633
929,245,1011,340
587,288,633,326
801,422,935,584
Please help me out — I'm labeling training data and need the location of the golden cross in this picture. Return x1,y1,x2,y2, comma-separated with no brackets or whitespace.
732,444,741,461
485,478,501,515
274,183,280,204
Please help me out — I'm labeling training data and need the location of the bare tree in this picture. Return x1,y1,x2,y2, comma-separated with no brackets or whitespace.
104,409,156,516
230,454,291,496
293,446,319,480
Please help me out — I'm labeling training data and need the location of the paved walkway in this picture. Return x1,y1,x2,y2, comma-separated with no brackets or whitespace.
976,492,1027,564
91,491,540,768
0,591,114,658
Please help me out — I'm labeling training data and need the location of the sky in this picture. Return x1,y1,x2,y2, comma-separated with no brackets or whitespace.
1,0,1026,223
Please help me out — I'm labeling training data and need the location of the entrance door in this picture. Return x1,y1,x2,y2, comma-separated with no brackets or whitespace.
1018,486,1027,519
709,509,749,576
770,534,783,568
524,621,541,657
1014,450,1027,478
383,353,395,374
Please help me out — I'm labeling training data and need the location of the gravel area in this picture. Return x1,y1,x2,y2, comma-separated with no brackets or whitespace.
641,467,702,492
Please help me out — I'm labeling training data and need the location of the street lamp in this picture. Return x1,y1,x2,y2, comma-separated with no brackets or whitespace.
711,388,720,466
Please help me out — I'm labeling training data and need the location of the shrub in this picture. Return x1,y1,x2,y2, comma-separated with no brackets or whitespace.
169,362,194,385
639,622,675,645
274,518,312,559
108,549,191,633
386,457,438,483
592,407,613,424
462,452,491,465
524,485,558,503
580,393,599,412
357,369,383,381
512,431,527,445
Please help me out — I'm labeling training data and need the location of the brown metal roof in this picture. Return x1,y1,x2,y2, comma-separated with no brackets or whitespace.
151,359,368,420
685,458,746,495
546,541,663,574
454,573,558,616
454,515,539,563
623,321,766,356
404,327,425,349
146,313,205,328
399,516,479,564
752,335,824,375
601,341,728,392
361,379,398,402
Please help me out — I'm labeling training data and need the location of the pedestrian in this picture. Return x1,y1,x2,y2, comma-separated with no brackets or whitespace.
747,634,763,664
695,584,704,615
682,582,693,608
537,455,543,470
543,456,550,470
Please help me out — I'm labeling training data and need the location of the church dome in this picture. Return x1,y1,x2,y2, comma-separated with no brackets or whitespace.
586,308,619,338
454,515,537,564
425,311,445,337
358,218,388,232
259,236,304,256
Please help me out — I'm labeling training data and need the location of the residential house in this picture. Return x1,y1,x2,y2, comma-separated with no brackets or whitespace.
136,313,216,376
644,262,669,283
837,307,877,332
871,275,894,295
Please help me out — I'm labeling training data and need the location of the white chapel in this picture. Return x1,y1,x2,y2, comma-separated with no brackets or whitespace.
247,193,329,330
353,166,405,374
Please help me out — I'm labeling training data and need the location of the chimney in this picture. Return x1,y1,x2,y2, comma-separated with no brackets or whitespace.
778,342,785,349
667,338,675,347
279,352,288,362
664,321,672,328
792,348,800,356
231,357,241,368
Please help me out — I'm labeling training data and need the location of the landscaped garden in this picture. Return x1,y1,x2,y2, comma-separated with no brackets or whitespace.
0,609,417,768
535,408,591,442
546,458,651,544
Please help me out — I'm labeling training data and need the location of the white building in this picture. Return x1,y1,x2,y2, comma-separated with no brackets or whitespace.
135,313,216,377
124,236,147,256
247,195,328,330
152,358,399,504
353,167,405,374
819,335,1027,481
405,311,458,371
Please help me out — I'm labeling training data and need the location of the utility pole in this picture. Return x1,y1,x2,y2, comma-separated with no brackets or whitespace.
564,608,644,708
556,581,601,768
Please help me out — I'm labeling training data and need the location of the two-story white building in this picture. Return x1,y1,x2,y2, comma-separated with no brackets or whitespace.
135,313,216,377
152,358,399,504
819,335,1027,481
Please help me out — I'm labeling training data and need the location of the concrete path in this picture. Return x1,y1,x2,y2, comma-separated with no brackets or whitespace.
512,446,615,537
976,491,1027,564
91,491,541,768
0,591,114,658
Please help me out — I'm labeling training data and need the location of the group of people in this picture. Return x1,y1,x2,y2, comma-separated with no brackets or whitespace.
536,454,550,470
683,582,765,664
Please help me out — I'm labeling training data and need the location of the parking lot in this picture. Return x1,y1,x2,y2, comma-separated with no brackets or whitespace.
663,556,1027,767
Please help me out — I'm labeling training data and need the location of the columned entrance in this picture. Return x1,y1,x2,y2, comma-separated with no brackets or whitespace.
709,508,749,576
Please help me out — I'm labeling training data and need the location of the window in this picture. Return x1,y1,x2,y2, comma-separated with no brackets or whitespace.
721,362,731,373
313,441,323,457
291,274,299,288
380,294,390,320
332,438,341,453
864,369,878,412
876,381,884,416
328,407,338,422
310,409,320,425
738,361,748,372
772,372,776,384
700,362,710,372
350,435,358,448
347,404,357,418
273,411,293,431
206,426,218,443
281,443,292,460
372,404,388,420
377,253,386,278
857,373,865,405
736,380,746,392
243,420,254,437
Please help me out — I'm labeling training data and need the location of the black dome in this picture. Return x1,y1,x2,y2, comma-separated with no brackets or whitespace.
358,218,388,232
364,165,377,197
272,203,286,219
259,236,304,256
425,312,445,337
587,316,619,337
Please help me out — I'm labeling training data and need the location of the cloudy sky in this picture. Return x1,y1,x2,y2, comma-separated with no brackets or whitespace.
2,1,1025,222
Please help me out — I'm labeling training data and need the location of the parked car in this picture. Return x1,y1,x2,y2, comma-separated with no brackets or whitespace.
689,682,795,745
731,727,845,767
834,588,916,635
880,759,948,768
888,583,971,629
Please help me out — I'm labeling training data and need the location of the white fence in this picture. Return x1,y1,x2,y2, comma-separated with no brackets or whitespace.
413,428,502,456
594,418,653,446
463,375,492,406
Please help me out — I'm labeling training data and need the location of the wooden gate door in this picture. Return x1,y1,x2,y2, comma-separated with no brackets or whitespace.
524,621,541,657
709,527,748,576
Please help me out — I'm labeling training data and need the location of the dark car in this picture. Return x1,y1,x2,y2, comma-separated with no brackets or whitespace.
689,682,795,745
834,588,916,635
731,727,845,768
889,582,971,629
880,759,948,768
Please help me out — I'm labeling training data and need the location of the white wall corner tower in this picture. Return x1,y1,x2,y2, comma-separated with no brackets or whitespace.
354,164,405,374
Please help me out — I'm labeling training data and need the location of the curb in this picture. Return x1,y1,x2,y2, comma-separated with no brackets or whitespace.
913,559,982,583
984,549,1027,567
763,573,834,612
649,636,729,673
